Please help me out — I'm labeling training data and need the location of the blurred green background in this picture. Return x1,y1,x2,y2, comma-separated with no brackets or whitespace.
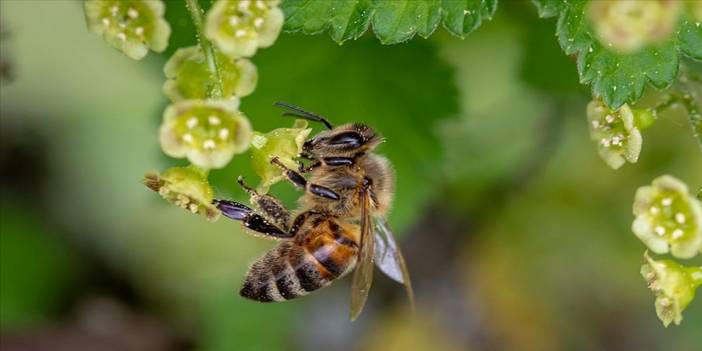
1,1,700,350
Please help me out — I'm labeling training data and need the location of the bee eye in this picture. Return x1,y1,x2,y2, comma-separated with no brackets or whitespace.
328,132,363,148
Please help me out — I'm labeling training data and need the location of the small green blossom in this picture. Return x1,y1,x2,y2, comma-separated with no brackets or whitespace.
143,166,220,220
160,99,253,169
84,0,170,60
587,99,645,169
587,0,682,54
163,45,257,102
633,175,702,259
250,120,311,193
204,0,284,58
641,252,702,327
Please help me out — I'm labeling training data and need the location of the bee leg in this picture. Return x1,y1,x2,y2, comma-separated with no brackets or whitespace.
298,160,321,173
213,199,293,239
236,176,292,231
271,157,340,200
322,157,354,166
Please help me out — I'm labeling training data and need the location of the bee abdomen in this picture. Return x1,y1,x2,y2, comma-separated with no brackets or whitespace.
240,242,339,302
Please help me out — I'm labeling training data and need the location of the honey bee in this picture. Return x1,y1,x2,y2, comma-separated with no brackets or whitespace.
213,102,413,320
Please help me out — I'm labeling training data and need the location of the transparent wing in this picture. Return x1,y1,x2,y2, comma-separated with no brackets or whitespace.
373,218,415,310
349,187,374,321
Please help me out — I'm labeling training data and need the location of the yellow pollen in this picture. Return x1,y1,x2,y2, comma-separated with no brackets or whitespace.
203,139,216,149
208,115,221,125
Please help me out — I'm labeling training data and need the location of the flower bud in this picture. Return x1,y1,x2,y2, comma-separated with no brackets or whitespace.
587,0,682,53
159,99,253,169
250,120,311,193
587,99,643,169
633,175,702,259
143,166,220,220
641,252,702,327
84,0,171,60
204,0,284,58
163,46,257,102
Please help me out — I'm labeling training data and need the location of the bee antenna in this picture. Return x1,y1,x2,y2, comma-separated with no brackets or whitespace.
274,101,334,130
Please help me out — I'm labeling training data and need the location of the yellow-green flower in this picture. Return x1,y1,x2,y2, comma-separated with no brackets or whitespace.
641,252,702,327
159,99,253,169
587,0,682,54
633,175,702,259
587,99,645,169
163,45,257,102
143,166,220,220
84,0,170,60
204,0,284,58
250,119,311,193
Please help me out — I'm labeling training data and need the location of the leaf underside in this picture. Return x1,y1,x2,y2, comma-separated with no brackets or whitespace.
532,0,702,109
281,0,498,45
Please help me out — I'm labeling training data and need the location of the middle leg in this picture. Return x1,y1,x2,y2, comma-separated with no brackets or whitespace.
236,176,292,231
213,199,292,239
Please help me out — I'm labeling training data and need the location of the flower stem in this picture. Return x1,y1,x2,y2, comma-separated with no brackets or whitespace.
678,65,702,152
185,0,223,99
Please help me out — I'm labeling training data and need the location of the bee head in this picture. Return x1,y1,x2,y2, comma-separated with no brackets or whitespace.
303,123,383,157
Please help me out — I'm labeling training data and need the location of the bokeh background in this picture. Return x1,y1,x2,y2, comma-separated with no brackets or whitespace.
1,1,701,350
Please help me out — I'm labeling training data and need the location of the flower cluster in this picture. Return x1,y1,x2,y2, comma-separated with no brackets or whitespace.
587,0,682,53
143,166,220,220
641,252,702,327
160,99,253,169
587,99,649,169
145,0,284,216
205,0,284,58
84,0,170,60
632,175,702,259
163,45,257,102
249,120,312,192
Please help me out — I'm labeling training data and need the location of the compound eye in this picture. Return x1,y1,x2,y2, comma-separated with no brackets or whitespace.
327,132,363,148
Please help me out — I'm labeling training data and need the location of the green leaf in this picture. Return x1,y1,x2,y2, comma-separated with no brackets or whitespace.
533,0,702,109
281,0,497,45
679,18,702,60
531,0,565,18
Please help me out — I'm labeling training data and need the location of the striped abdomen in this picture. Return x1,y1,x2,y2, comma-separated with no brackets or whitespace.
240,220,359,302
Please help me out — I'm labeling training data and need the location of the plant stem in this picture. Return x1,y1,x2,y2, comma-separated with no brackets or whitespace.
652,94,676,115
186,0,223,99
678,65,702,152
678,85,702,152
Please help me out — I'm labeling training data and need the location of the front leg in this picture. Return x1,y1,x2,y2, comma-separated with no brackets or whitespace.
298,159,321,173
213,199,293,239
270,157,340,200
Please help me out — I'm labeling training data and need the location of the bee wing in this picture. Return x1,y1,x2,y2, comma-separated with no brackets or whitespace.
349,187,374,321
373,218,415,310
